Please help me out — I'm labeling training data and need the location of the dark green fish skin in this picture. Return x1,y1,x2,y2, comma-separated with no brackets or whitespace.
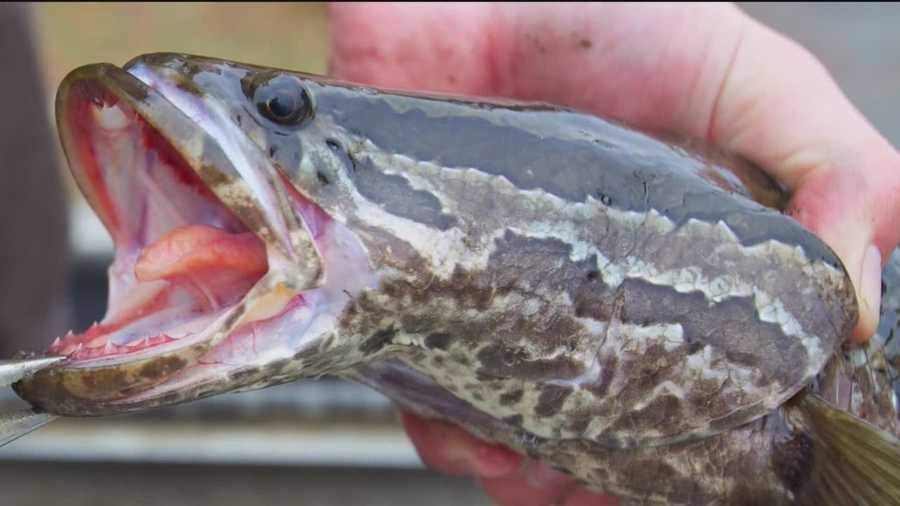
14,54,900,505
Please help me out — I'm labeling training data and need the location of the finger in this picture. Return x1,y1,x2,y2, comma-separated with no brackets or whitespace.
400,411,522,478
327,2,501,94
480,460,577,506
327,2,742,133
480,459,620,506
401,411,619,504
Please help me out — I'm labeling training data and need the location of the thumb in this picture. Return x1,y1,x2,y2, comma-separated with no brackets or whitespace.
787,167,885,344
709,14,900,344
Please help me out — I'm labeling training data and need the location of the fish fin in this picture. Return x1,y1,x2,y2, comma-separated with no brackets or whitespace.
789,394,900,506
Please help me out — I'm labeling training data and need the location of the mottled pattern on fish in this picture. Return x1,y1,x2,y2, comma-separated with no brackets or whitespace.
814,249,900,433
320,133,851,448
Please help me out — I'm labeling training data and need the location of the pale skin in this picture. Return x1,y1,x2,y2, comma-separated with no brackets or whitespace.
327,3,900,505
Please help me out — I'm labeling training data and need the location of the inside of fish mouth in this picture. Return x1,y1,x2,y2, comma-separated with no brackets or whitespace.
50,78,303,364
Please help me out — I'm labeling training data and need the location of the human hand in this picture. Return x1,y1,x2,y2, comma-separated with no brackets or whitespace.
328,3,900,505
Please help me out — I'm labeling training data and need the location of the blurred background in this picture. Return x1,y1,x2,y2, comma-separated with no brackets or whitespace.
0,3,898,505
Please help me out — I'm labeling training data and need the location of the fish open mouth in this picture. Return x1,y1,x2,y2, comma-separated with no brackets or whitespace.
31,60,338,391
14,58,372,416
51,75,273,363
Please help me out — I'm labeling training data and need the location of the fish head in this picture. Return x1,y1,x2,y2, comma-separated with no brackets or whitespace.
14,54,380,415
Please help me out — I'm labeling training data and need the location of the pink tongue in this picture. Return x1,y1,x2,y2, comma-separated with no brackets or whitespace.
136,225,268,307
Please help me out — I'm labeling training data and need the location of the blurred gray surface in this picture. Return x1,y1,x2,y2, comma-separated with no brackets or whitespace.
0,462,493,506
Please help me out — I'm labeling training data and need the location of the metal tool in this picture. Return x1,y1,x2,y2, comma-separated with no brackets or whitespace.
0,356,65,447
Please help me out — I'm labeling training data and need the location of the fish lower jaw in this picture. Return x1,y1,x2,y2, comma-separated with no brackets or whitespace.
48,300,236,362
56,334,177,360
47,225,274,363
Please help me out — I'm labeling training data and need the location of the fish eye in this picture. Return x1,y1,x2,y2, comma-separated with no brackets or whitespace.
251,74,312,126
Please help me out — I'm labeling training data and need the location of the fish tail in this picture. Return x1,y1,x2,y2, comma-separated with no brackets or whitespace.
785,394,900,505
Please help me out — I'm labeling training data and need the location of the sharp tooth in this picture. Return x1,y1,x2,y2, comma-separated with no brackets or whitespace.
74,343,83,353
148,335,172,346
130,337,148,348
104,342,115,353
51,337,62,348
65,330,74,338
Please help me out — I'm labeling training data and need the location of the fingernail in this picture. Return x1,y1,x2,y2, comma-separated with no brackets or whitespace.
437,453,478,477
855,244,882,343
473,443,523,478
436,442,483,477
524,461,566,488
